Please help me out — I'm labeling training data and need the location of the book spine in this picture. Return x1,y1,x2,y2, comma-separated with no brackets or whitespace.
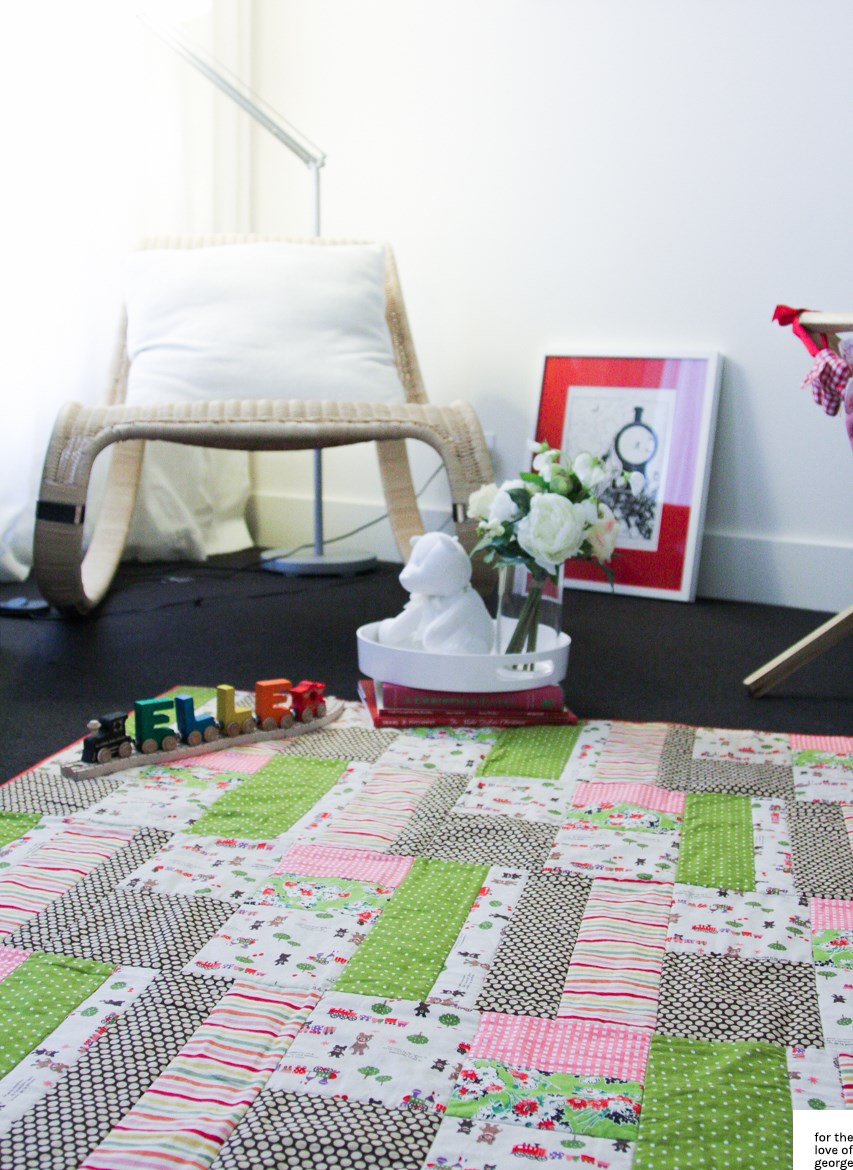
372,711,577,728
358,680,577,729
378,682,564,712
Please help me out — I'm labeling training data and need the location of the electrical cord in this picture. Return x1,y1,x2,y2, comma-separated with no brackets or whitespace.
17,457,454,621
258,459,449,561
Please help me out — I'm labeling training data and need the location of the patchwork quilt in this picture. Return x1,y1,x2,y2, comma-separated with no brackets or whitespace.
0,687,850,1169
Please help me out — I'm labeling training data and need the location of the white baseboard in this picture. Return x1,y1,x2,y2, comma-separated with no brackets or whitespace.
251,492,852,614
698,531,853,613
249,491,449,564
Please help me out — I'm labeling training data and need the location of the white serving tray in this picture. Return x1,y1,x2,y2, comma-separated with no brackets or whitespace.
356,621,570,693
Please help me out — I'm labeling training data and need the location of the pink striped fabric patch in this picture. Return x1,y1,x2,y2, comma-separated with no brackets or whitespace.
473,1011,651,1083
0,821,137,937
314,768,434,851
791,735,853,755
0,947,29,982
593,723,670,783
273,845,413,888
177,748,276,774
571,782,685,814
838,1050,853,1107
810,898,853,932
558,877,674,1031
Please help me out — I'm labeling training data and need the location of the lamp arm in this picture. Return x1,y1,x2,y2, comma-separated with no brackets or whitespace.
137,13,326,170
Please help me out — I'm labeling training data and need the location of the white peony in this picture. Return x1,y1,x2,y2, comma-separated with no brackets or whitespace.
515,492,585,574
467,483,498,520
628,471,645,496
489,480,525,525
572,451,609,489
588,503,619,563
532,446,561,482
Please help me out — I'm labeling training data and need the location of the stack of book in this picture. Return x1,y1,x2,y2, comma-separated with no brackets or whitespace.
358,678,577,728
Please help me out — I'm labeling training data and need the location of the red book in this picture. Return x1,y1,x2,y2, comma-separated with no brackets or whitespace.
358,680,577,729
378,680,565,713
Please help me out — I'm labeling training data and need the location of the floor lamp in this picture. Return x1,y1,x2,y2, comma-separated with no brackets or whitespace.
139,14,377,576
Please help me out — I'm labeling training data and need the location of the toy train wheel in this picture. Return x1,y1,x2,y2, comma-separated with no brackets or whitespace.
224,721,240,738
260,717,277,732
118,741,133,758
186,730,202,747
241,717,257,735
97,746,112,764
300,707,315,723
161,734,178,752
279,711,294,729
140,738,158,754
315,702,327,719
203,725,220,742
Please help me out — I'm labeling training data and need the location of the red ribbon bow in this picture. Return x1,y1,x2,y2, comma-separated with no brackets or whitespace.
772,304,828,356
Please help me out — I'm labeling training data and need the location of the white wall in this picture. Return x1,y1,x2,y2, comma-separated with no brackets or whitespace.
247,0,853,611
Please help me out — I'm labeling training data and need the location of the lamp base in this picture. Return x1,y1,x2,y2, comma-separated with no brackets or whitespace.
261,550,377,577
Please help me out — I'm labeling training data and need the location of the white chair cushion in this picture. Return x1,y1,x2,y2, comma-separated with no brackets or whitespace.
124,241,404,405
119,241,403,561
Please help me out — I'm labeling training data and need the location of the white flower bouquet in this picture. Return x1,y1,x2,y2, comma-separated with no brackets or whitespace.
467,442,620,654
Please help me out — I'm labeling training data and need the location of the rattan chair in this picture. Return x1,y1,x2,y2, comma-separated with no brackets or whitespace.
33,236,495,614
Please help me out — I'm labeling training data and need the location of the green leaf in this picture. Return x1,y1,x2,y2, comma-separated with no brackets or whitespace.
519,471,546,488
507,487,532,515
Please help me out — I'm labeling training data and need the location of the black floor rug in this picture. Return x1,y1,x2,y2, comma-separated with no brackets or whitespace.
0,552,849,783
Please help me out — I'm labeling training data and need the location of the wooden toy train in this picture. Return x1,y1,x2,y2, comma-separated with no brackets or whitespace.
61,679,339,781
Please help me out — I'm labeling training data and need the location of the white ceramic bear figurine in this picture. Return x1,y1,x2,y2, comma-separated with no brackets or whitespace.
377,532,494,654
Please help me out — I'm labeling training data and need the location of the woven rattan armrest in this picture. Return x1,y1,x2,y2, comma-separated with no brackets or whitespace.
34,398,495,614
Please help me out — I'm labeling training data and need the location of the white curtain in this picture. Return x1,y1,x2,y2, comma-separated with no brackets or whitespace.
0,1,252,582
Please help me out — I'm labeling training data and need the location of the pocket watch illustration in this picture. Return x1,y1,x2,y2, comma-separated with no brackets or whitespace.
614,406,659,480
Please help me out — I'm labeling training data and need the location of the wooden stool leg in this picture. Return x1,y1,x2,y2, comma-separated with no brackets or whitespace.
743,603,853,697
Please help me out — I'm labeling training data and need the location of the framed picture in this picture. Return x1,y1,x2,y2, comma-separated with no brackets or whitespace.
536,351,721,601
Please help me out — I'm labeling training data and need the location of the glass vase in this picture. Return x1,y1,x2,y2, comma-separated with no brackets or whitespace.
495,564,564,657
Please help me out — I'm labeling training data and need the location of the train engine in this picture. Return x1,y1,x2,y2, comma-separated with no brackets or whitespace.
81,712,134,765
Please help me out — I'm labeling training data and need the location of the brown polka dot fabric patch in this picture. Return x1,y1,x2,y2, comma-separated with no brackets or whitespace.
0,767,123,815
657,724,696,790
656,951,824,1047
684,760,795,798
787,799,853,898
212,1088,440,1170
274,727,399,762
38,888,235,972
476,872,591,1018
387,774,470,856
418,812,556,870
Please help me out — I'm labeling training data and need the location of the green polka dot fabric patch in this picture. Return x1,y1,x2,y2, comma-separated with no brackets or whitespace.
0,951,114,1077
477,724,584,780
676,792,756,891
633,1034,791,1170
0,812,41,850
189,756,347,838
336,857,489,999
